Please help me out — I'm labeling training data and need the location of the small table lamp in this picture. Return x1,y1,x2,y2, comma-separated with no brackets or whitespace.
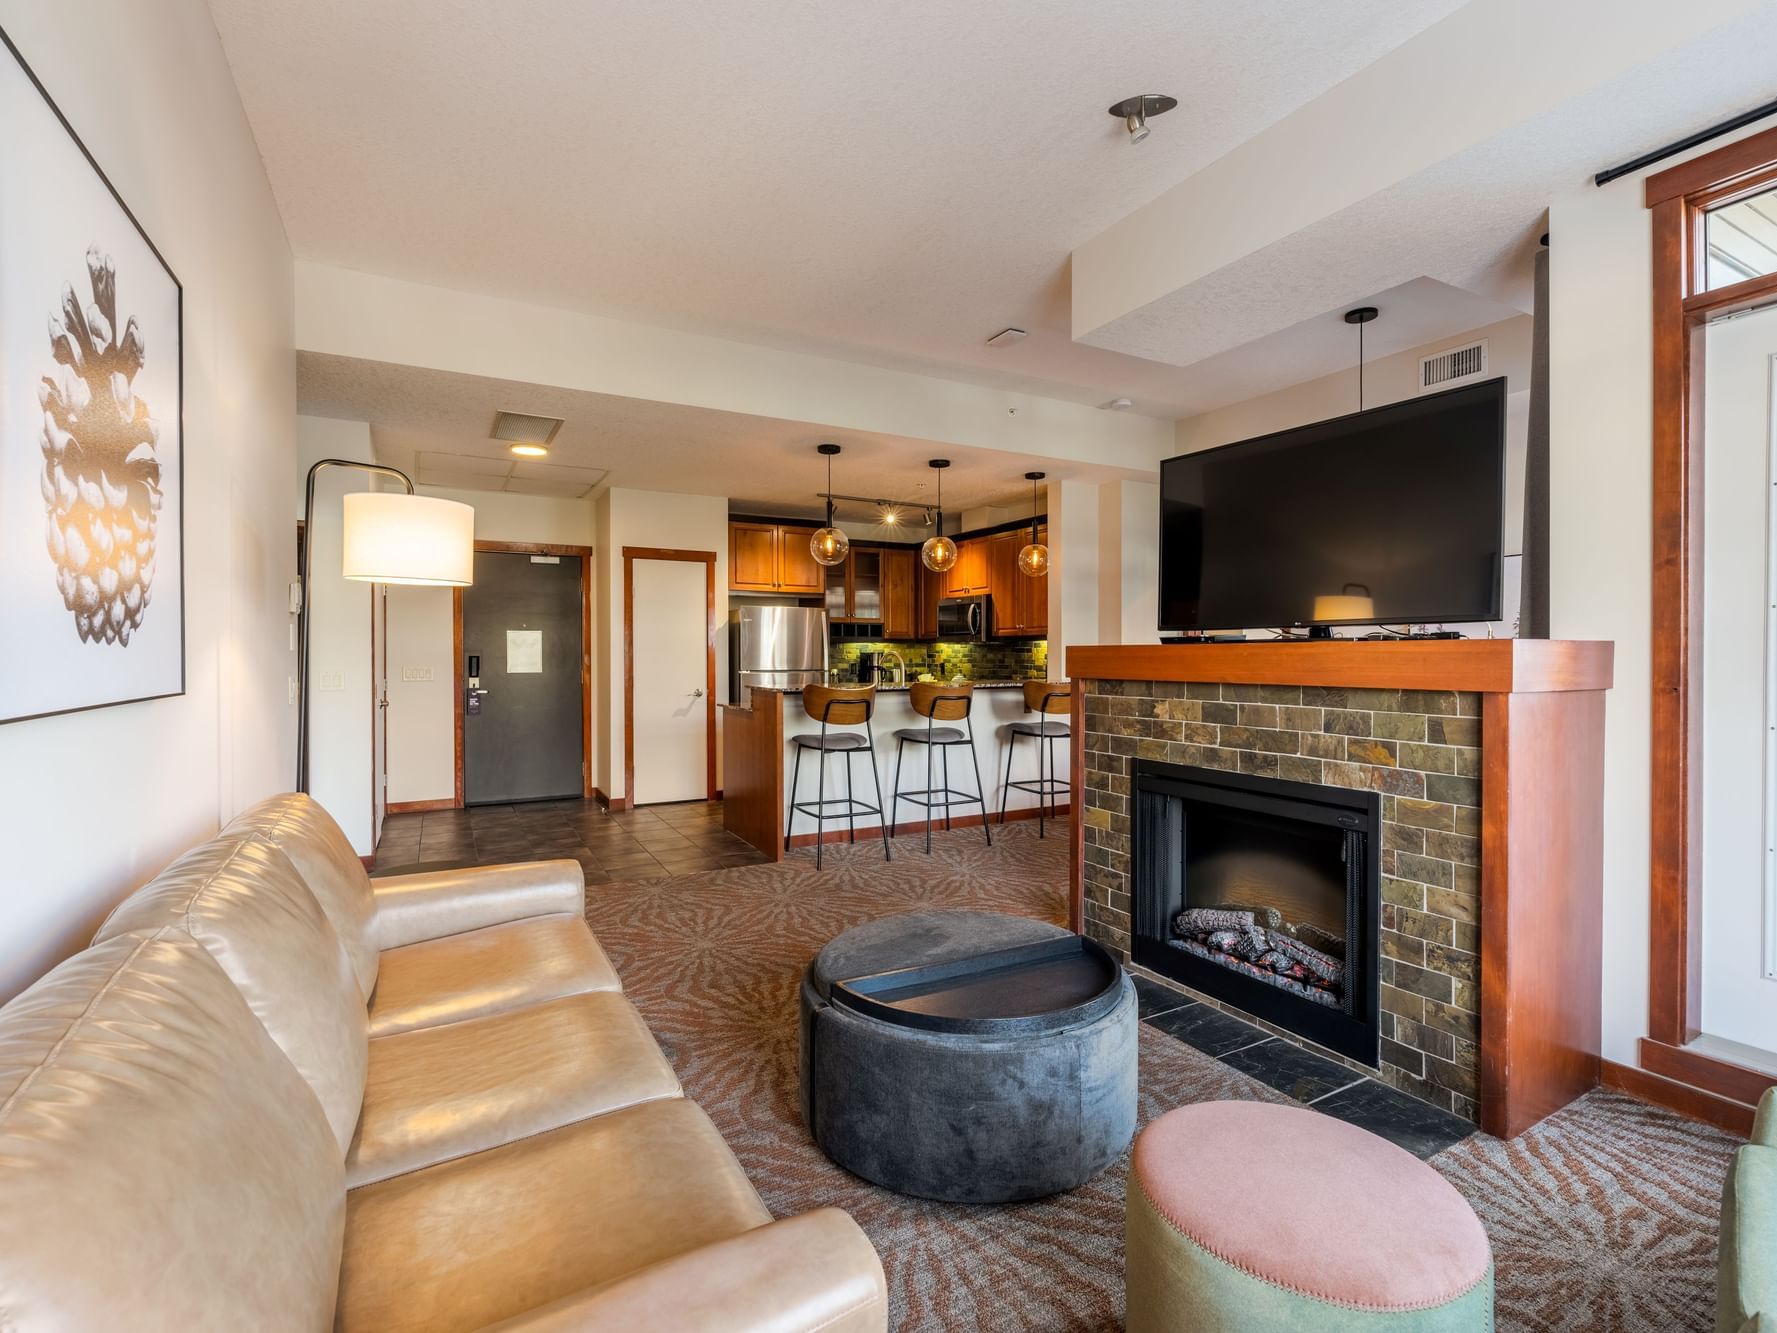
1309,584,1375,638
297,459,474,791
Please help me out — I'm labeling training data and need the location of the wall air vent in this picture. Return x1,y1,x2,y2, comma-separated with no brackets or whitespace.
1418,340,1488,393
489,410,564,444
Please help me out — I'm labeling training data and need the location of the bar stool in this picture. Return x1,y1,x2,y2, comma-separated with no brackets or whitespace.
786,685,890,870
891,681,992,855
1000,680,1071,838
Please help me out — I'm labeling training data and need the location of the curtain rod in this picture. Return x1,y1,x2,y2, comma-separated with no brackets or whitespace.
1595,95,1777,186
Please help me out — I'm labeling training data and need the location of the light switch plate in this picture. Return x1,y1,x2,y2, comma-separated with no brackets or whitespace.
319,671,345,692
401,665,434,682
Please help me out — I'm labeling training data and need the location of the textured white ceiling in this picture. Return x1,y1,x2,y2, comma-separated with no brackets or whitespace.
210,0,1467,416
299,353,1149,519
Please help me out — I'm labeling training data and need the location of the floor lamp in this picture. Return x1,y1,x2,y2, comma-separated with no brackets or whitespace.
297,458,475,793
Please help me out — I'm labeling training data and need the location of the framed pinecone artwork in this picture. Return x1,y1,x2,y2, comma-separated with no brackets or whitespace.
1,28,183,725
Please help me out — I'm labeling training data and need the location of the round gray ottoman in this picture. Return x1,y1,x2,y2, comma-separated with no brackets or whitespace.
798,910,1138,1203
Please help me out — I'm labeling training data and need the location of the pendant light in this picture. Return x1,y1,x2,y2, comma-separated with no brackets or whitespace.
810,443,849,567
920,459,958,573
1017,471,1049,577
1344,306,1378,411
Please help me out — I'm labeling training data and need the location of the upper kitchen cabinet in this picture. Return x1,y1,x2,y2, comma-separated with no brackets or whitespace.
728,521,825,595
882,547,916,639
942,536,990,597
989,525,1047,637
827,546,886,624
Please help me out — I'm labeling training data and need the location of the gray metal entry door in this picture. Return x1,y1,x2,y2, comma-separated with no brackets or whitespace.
463,552,584,804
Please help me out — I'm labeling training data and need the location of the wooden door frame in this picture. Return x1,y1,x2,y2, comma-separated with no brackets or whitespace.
1642,124,1777,1107
622,546,719,807
449,541,595,809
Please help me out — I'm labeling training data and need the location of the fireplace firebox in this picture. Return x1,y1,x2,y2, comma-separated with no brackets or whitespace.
1132,760,1380,1066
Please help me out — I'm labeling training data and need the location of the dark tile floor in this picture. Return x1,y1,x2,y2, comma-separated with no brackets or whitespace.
372,798,769,883
1131,967,1476,1159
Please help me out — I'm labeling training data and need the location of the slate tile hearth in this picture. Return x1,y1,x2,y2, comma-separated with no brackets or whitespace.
1133,968,1473,1159
373,798,768,881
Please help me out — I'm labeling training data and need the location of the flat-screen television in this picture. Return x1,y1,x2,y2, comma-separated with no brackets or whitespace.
1159,377,1506,633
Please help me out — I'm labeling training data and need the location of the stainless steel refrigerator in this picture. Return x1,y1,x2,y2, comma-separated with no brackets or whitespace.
730,606,828,705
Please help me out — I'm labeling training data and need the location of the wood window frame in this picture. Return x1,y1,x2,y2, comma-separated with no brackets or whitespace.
1643,125,1777,1109
451,541,595,808
621,546,719,807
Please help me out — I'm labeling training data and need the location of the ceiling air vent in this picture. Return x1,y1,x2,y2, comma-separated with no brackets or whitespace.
1418,340,1488,393
489,410,564,444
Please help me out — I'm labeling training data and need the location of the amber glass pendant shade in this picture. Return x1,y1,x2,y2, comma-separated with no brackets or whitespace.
1018,471,1048,577
811,523,849,566
921,532,958,573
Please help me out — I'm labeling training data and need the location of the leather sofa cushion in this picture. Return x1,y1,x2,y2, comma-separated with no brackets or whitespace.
368,914,620,1038
371,860,586,951
226,793,381,997
0,930,345,1330
96,836,368,1152
348,991,681,1187
337,1098,772,1333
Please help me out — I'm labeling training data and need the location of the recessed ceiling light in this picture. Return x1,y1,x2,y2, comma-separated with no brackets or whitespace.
986,327,1027,348
1105,397,1134,411
509,443,549,458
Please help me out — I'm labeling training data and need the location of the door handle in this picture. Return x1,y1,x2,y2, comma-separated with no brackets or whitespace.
691,687,705,698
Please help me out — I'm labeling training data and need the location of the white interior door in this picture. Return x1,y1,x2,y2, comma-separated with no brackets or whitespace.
1700,303,1777,1056
631,559,709,805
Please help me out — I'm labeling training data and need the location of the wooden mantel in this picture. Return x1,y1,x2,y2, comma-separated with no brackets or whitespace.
1065,638,1614,1141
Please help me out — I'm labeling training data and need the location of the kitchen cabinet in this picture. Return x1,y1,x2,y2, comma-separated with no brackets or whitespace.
989,525,1047,637
827,546,884,623
728,522,825,595
942,536,990,597
882,548,916,639
915,560,942,639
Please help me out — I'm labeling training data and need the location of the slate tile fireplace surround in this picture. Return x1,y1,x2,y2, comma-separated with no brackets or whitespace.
1065,640,1614,1140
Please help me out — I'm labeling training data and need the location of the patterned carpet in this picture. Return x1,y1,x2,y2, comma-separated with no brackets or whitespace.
580,819,1739,1332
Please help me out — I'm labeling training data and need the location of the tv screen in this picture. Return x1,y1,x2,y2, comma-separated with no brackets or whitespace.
1159,377,1505,632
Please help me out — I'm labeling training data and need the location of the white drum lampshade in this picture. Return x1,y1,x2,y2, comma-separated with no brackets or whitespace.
341,492,475,586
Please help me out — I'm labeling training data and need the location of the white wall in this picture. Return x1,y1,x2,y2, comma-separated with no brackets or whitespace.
1097,480,1161,646
595,488,729,802
0,1,294,1000
1546,121,1777,1067
1048,480,1101,679
297,416,376,852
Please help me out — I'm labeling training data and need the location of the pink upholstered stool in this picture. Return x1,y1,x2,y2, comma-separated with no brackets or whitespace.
1126,1101,1493,1331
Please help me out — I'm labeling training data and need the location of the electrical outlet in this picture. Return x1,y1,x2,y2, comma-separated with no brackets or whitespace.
319,671,345,692
401,665,434,683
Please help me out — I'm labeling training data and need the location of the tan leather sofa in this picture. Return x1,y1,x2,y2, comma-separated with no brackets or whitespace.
0,794,887,1331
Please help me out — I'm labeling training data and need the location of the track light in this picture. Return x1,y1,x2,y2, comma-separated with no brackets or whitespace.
1108,94,1177,145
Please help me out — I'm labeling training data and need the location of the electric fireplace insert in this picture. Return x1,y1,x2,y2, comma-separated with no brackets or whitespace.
1131,759,1380,1065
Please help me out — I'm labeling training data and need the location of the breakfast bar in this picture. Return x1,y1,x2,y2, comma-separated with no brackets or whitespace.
721,681,1071,859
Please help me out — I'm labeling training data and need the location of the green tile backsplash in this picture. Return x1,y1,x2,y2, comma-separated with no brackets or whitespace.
830,639,1048,683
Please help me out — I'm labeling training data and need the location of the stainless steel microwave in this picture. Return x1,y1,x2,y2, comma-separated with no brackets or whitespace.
936,595,992,641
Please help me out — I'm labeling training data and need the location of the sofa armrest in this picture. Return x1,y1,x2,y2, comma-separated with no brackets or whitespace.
1753,1088,1775,1149
1721,1145,1777,1333
372,860,585,950
475,1209,887,1333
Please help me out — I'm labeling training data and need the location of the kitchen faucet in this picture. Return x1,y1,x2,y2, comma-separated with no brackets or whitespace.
877,649,907,686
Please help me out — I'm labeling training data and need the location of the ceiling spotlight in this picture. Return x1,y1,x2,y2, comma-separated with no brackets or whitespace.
1108,94,1177,145
1105,397,1134,411
508,443,549,458
877,502,902,527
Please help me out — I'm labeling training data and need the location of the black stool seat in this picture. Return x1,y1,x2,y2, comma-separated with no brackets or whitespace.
893,725,966,744
793,731,870,751
1008,720,1070,738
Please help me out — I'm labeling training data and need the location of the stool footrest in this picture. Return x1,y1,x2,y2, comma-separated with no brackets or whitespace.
894,788,988,809
1006,778,1071,798
792,797,884,818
